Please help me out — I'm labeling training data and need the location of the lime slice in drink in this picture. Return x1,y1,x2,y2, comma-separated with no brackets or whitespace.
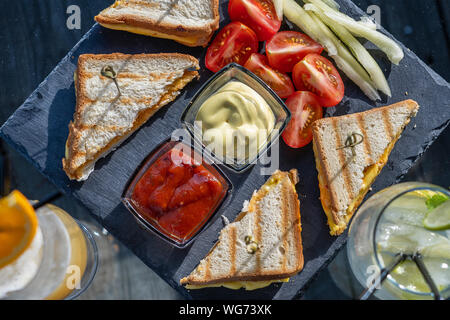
423,200,450,231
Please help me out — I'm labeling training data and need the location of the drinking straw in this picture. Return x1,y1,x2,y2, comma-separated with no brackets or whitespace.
359,253,407,300
411,253,442,300
32,190,63,210
359,252,443,300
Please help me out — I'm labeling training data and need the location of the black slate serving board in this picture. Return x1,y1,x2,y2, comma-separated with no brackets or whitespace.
1,0,450,300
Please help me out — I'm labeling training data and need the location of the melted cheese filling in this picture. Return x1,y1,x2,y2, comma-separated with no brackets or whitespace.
97,23,200,46
186,278,290,291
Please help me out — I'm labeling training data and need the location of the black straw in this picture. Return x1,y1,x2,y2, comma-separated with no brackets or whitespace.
411,253,442,300
32,190,63,210
359,253,407,300
359,252,444,300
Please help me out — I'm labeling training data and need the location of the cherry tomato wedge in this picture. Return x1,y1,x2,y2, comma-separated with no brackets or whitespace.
282,91,323,148
228,0,281,41
292,53,345,107
266,31,324,73
244,53,295,99
205,22,258,73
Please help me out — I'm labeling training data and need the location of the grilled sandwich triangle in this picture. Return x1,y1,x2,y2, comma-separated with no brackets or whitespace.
95,0,220,47
63,53,199,181
312,100,420,236
180,170,304,290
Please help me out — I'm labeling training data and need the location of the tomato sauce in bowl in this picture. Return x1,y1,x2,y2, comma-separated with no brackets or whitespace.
122,140,231,248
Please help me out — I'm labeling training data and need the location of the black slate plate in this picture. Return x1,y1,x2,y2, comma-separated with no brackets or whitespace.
1,0,450,300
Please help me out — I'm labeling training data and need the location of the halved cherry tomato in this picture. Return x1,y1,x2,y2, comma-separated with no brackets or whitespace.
292,53,344,107
228,0,281,41
266,31,324,73
244,53,295,99
205,22,258,73
282,91,323,148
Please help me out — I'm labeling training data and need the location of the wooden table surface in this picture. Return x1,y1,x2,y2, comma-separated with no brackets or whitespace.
0,0,449,299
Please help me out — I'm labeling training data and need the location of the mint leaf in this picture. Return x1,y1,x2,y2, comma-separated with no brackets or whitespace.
425,194,450,210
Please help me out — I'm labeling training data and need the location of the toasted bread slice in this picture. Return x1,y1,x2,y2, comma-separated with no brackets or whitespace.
312,100,419,235
95,0,220,47
180,170,304,290
62,53,199,181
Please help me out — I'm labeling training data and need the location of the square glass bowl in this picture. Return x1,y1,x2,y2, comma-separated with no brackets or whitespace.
180,63,291,173
122,139,232,248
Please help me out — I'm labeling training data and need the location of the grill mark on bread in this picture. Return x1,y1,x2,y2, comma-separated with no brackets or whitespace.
381,109,394,141
281,180,288,271
312,123,341,226
204,255,211,282
82,96,155,105
331,118,354,209
116,0,186,13
230,225,237,275
286,178,302,271
254,202,262,274
86,72,146,79
286,169,302,270
115,0,160,9
81,73,185,101
357,114,372,165
291,182,303,271
75,122,151,133
85,72,176,81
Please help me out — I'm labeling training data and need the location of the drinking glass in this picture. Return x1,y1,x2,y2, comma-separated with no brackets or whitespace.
347,182,450,300
3,204,98,300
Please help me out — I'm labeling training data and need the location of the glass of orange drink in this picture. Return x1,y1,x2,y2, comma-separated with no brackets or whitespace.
0,190,98,300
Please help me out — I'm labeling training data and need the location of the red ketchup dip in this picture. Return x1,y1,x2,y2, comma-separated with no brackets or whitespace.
125,142,229,246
